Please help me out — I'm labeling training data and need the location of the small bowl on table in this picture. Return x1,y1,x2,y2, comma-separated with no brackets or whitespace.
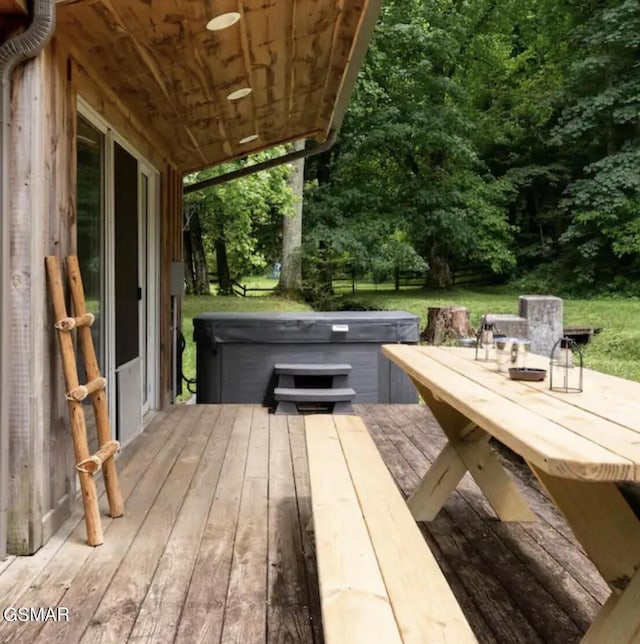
508,367,547,382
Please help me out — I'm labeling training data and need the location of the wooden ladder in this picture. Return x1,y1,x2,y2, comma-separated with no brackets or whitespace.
46,255,124,546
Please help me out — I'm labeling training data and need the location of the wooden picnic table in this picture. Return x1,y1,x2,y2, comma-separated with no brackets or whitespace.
382,343,640,644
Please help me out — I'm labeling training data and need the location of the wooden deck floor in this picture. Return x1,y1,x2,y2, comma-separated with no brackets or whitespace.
0,404,607,643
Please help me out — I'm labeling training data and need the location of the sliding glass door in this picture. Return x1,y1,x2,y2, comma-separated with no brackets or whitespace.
76,104,159,444
76,116,105,385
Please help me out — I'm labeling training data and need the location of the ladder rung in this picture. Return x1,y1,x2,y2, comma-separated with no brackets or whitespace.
66,377,107,402
76,440,120,474
55,312,95,332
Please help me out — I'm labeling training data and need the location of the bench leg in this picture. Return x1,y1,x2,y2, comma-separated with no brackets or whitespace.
409,380,536,522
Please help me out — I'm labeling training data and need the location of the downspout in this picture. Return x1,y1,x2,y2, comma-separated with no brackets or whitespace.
0,1,56,559
183,128,339,195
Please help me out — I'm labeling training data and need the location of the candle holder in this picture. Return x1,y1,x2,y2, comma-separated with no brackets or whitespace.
549,337,583,393
475,317,497,362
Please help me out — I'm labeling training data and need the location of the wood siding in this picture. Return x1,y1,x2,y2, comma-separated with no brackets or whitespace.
6,37,183,554
8,40,76,554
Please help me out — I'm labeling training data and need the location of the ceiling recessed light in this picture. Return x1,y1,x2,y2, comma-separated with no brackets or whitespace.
239,134,258,145
227,87,253,101
206,12,241,31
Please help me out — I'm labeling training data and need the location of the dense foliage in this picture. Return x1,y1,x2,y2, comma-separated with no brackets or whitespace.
304,0,640,293
183,148,293,294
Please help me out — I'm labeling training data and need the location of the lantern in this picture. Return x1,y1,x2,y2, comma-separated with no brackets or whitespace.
549,337,583,393
475,317,497,362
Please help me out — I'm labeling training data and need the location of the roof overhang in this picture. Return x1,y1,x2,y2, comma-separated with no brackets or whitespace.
0,0,27,14
57,0,382,174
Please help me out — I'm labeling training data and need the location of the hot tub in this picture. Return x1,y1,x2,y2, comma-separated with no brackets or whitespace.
193,311,420,405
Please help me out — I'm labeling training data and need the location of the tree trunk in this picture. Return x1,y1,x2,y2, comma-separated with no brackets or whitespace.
183,216,195,295
428,245,452,288
278,139,305,294
215,237,234,296
394,267,400,291
422,306,474,344
190,207,210,295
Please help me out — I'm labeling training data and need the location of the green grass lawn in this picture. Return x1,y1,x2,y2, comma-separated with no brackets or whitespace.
180,284,640,389
349,286,640,382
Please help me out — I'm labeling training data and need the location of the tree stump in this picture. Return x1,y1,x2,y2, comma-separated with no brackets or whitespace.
422,306,474,345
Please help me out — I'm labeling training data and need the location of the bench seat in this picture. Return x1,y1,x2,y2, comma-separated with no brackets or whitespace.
305,414,476,643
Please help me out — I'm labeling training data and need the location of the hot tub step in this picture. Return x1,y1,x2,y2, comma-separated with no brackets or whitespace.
274,387,355,415
275,387,355,402
274,363,352,376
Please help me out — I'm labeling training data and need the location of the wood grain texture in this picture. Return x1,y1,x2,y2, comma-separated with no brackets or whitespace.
220,407,270,643
267,415,314,643
0,0,26,14
56,0,374,172
0,405,201,643
0,404,610,643
127,405,234,642
305,414,403,644
413,384,537,522
429,346,640,464
334,414,477,643
382,344,637,481
175,406,253,643
531,466,640,593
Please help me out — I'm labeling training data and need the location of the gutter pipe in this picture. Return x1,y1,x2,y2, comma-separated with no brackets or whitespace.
0,1,56,559
183,128,338,195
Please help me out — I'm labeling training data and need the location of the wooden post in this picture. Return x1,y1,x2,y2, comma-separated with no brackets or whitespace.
45,256,103,546
65,255,124,518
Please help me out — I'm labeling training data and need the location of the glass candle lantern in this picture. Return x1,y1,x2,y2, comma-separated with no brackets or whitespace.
475,319,496,362
495,337,531,373
550,337,583,393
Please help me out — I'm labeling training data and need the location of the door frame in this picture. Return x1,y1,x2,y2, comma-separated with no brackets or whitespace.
77,98,160,432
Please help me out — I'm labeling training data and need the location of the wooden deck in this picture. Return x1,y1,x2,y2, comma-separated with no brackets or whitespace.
0,404,607,643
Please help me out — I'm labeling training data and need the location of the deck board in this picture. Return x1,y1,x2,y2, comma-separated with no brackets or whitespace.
0,404,605,643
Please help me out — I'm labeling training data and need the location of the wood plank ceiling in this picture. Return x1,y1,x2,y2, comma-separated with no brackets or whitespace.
0,0,27,14
57,0,371,173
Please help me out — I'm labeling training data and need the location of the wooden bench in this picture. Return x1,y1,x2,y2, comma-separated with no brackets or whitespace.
305,414,476,643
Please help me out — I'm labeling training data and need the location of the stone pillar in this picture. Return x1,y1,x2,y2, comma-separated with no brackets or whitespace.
519,295,563,356
485,313,529,339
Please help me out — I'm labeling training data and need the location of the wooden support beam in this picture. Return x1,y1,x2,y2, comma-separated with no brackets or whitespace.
410,380,537,522
531,465,640,592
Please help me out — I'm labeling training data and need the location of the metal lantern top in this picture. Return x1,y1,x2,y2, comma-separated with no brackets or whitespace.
549,337,583,393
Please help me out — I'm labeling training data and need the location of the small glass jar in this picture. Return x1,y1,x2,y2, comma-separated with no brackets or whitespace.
496,337,531,373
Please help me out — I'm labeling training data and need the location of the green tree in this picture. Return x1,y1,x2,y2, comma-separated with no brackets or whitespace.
183,149,293,295
553,0,640,286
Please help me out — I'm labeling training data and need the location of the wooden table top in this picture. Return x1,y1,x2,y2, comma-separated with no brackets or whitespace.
382,344,640,482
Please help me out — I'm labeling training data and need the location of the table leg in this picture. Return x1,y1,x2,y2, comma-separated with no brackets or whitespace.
531,466,640,592
531,466,640,643
581,568,640,643
408,381,536,522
